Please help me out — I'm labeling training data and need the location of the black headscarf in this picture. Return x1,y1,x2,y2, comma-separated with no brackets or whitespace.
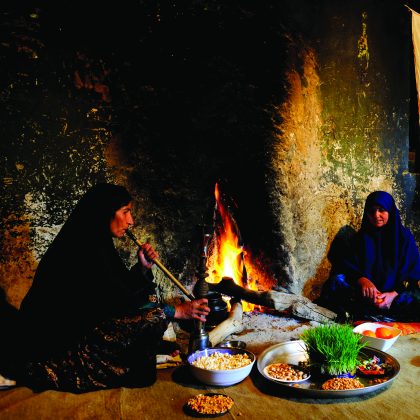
52,183,132,244
19,183,148,359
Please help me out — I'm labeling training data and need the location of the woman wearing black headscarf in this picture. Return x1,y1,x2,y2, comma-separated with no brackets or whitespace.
319,191,420,321
14,183,209,392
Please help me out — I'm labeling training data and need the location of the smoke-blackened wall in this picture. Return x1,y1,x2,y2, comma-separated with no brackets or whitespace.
0,0,418,307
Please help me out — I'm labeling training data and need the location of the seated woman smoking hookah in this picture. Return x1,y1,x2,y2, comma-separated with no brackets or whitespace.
8,183,210,393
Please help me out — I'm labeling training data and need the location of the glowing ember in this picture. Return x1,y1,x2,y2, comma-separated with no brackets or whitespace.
206,183,275,311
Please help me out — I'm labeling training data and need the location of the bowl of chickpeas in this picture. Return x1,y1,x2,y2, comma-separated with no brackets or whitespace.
257,340,311,385
187,347,256,386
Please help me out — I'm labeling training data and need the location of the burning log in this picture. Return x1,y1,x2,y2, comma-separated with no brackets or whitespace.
289,300,337,323
208,300,243,346
209,277,337,323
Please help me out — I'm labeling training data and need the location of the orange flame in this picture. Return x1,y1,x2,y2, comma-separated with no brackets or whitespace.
206,183,275,311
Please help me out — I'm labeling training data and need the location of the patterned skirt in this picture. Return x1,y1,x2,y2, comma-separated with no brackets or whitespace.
19,307,169,393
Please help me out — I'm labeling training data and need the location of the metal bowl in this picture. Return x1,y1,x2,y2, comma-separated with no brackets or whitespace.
218,340,246,350
187,347,255,386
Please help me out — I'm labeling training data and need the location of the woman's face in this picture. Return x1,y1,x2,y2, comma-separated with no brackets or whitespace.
109,202,134,237
367,205,389,228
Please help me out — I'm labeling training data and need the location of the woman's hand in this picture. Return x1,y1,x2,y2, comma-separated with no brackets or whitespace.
138,243,159,269
174,298,210,322
375,291,398,309
357,277,380,301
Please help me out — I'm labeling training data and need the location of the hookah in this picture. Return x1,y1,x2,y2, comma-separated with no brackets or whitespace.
126,228,212,353
188,233,212,353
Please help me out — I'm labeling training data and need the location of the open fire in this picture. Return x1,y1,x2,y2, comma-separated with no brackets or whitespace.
206,183,275,311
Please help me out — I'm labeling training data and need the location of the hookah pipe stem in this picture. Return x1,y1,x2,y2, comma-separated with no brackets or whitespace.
126,229,195,301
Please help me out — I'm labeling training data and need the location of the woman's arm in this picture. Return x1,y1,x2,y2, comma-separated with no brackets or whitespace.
137,243,159,269
135,244,211,322
174,298,210,322
358,276,399,308
357,277,380,301
375,291,398,309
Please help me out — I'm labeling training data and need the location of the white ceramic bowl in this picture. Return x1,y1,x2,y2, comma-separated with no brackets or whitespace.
353,322,401,352
187,347,255,386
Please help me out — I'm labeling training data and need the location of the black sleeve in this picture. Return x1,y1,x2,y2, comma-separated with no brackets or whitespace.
124,263,158,309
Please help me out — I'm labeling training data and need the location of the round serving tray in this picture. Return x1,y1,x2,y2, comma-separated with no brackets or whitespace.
257,340,400,398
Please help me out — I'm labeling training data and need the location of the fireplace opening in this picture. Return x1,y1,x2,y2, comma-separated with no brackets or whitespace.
203,183,276,312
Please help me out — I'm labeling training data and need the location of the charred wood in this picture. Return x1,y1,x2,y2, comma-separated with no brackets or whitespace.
209,277,337,323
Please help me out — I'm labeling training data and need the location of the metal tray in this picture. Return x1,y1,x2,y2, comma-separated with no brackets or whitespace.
257,340,400,398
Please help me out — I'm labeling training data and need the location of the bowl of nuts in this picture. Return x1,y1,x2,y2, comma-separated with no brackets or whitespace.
263,362,310,383
257,340,311,385
187,347,256,386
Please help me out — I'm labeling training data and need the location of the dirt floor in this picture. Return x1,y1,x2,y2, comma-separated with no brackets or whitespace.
0,316,418,420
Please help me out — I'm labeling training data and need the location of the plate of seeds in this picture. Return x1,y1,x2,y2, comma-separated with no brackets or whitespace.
263,362,310,383
184,393,234,417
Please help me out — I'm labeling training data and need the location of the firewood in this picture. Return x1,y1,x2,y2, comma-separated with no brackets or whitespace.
209,277,336,323
290,301,337,323
208,301,243,346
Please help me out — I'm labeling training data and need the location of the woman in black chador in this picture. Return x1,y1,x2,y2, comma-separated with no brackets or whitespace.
319,191,420,321
15,183,209,392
